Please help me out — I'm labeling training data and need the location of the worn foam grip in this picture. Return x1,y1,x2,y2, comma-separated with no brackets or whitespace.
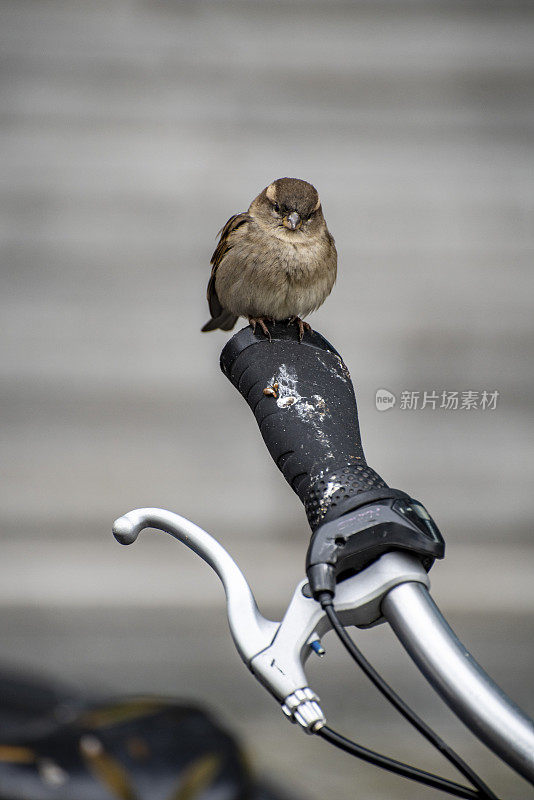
220,323,391,530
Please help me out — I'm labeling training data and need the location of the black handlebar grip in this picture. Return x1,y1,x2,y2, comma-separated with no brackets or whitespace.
220,323,405,531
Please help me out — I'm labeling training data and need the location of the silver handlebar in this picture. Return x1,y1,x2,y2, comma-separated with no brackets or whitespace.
383,583,534,783
113,507,534,783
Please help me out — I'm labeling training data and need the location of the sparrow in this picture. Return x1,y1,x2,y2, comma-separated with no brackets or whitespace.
201,177,337,340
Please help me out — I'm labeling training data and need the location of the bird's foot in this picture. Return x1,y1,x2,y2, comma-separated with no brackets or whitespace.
248,317,273,342
288,316,311,342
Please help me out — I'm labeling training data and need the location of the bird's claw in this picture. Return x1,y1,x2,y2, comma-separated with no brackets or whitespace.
249,317,272,342
288,317,312,342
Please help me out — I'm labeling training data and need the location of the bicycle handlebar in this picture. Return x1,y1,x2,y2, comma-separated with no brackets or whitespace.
220,323,398,531
111,323,534,789
221,324,445,589
113,508,534,785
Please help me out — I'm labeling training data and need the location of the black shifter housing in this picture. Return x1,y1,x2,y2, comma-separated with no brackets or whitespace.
306,497,445,599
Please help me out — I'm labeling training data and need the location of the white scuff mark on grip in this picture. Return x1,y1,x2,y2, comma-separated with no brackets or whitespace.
317,479,343,518
275,364,302,408
272,364,334,458
316,355,350,383
323,480,342,501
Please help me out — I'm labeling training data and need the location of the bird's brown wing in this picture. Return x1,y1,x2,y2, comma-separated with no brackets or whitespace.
202,213,250,332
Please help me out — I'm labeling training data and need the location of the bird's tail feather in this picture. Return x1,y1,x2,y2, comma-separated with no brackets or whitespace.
201,311,239,332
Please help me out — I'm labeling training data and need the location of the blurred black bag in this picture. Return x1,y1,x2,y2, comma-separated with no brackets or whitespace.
0,667,295,800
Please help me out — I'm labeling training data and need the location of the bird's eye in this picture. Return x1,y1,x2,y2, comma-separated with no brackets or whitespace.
273,203,280,213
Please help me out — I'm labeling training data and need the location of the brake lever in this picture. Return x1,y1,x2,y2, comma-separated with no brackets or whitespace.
113,508,429,733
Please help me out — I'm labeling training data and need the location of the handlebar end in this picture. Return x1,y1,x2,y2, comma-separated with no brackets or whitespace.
220,322,341,379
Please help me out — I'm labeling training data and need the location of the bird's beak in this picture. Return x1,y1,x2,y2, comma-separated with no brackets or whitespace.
283,211,301,231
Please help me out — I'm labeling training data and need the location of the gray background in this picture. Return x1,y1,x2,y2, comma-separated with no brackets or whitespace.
1,1,533,798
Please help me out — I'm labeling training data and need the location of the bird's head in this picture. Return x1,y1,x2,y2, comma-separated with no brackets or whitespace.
249,177,326,240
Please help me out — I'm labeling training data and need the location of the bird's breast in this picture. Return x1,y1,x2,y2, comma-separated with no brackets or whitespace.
216,230,336,320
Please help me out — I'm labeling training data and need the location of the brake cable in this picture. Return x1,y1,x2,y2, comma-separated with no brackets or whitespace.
318,595,499,800
317,727,490,800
